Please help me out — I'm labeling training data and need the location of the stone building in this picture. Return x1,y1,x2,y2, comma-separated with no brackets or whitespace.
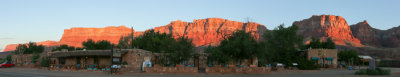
307,49,338,68
12,54,35,67
49,49,152,72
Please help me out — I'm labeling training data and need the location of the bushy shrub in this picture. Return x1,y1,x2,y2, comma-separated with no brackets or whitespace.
40,57,50,67
355,68,391,75
355,69,367,75
296,59,318,70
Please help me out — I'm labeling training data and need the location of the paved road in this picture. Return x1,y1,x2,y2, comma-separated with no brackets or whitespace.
0,67,399,77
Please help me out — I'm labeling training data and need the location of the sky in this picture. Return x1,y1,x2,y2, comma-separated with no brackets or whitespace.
1,0,399,51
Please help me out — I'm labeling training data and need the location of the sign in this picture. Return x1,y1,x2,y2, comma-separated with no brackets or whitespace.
369,59,376,69
113,48,121,57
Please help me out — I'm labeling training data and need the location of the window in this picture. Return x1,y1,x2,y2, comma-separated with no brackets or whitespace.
327,60,332,65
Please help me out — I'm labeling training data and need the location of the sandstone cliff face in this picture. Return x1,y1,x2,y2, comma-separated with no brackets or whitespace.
381,26,400,47
58,26,134,47
3,18,266,52
3,44,17,52
350,21,382,47
153,18,266,46
351,21,400,48
57,18,266,48
293,15,362,47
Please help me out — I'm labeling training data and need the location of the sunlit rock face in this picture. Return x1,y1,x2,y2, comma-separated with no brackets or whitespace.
3,41,58,52
3,18,267,52
57,18,266,48
293,15,362,47
153,18,267,46
58,26,134,47
3,44,17,52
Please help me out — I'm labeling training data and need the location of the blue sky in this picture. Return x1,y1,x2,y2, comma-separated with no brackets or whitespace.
1,0,399,51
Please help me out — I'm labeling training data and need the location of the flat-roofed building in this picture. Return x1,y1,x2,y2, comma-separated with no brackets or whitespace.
307,49,338,68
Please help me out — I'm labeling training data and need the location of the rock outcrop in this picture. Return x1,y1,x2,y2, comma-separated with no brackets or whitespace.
351,21,400,48
153,18,266,46
381,26,400,47
58,26,135,47
293,15,362,47
57,18,266,48
4,18,267,52
350,21,382,47
3,44,18,52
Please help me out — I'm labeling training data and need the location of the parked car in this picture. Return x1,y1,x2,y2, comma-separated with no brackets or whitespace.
0,62,15,68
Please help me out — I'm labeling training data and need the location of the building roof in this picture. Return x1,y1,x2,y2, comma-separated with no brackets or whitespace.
359,55,373,60
49,49,150,58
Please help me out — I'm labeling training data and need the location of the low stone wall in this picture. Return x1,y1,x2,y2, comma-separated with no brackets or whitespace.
144,67,198,73
205,67,270,73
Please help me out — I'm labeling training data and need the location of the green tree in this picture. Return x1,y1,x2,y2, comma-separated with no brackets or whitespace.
95,40,113,50
263,25,303,66
32,54,40,63
118,35,132,49
13,42,44,54
118,29,195,65
322,38,336,49
168,37,195,65
40,57,50,67
6,55,12,63
52,45,76,51
205,30,261,65
296,58,319,70
305,37,336,49
338,50,361,65
128,29,176,53
220,30,258,64
205,46,231,65
82,39,113,50
307,38,322,49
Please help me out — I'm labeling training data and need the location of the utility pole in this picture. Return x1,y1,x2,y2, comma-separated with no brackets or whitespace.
110,46,113,74
131,26,134,49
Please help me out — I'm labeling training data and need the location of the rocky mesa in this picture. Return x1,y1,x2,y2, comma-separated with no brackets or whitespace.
3,18,266,51
153,18,266,46
58,26,135,47
293,15,362,47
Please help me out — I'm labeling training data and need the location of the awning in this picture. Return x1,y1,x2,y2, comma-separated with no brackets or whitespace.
311,57,319,60
326,57,334,60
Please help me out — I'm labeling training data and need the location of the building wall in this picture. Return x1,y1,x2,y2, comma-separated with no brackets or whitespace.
11,54,36,67
98,57,111,66
65,57,76,66
121,49,152,72
307,49,338,68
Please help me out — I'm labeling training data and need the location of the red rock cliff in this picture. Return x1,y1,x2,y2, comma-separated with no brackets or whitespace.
153,18,266,46
351,21,400,48
58,26,134,47
350,20,382,47
293,15,362,47
3,18,266,52
59,18,267,47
